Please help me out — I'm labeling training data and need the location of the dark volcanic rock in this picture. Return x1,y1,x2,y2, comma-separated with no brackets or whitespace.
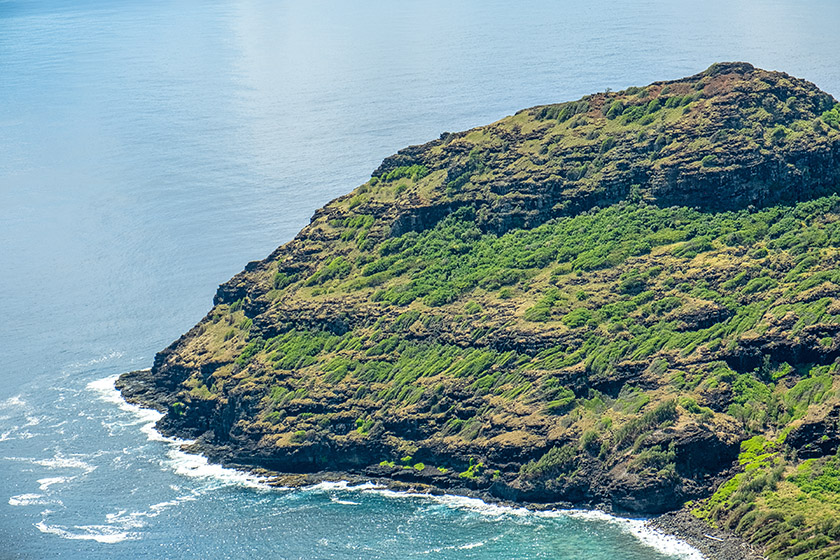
787,403,840,458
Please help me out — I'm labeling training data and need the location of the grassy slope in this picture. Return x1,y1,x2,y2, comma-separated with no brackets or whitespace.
145,64,840,559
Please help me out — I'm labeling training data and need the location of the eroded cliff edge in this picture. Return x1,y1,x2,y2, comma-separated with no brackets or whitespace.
120,63,840,559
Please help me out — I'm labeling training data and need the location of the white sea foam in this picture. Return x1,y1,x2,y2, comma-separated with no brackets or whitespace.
2,429,37,441
424,496,704,559
87,374,165,439
97,492,200,536
37,477,71,491
33,489,198,545
103,510,146,530
424,493,533,517
330,496,360,505
164,447,270,490
9,493,50,506
0,396,31,443
311,481,701,557
0,395,25,409
90,374,273,492
68,351,125,370
7,453,99,497
630,522,706,560
139,418,169,441
87,375,144,412
149,494,198,512
305,480,383,493
33,453,97,474
35,521,136,544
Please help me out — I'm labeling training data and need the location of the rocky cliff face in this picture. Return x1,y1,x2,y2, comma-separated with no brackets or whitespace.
120,63,840,558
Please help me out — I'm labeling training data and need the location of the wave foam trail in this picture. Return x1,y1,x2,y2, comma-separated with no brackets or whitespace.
35,521,137,544
9,494,52,507
26,486,197,543
0,396,30,443
330,496,360,505
34,453,97,474
37,477,71,491
101,493,199,531
437,498,703,559
0,395,25,409
67,351,125,370
86,376,154,419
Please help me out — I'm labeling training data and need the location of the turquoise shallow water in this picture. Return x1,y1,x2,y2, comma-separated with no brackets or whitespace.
1,0,839,557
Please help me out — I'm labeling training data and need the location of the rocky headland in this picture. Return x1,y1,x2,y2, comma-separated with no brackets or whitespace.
120,62,840,559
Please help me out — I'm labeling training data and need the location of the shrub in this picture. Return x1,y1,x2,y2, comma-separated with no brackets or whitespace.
425,287,457,307
306,256,352,286
545,387,576,414
822,104,840,128
525,289,560,322
742,276,777,294
520,445,576,479
273,271,296,290
459,458,483,479
701,154,719,167
605,100,625,119
562,308,591,328
236,337,265,366
770,125,788,143
383,164,428,182
619,273,646,295
539,100,590,122
614,400,678,448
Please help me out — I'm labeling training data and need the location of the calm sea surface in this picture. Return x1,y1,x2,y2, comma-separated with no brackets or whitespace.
1,1,839,558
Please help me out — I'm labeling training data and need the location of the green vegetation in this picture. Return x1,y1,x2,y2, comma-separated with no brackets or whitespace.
459,458,484,480
822,104,840,129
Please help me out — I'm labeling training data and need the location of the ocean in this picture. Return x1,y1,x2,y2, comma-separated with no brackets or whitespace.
1,0,839,557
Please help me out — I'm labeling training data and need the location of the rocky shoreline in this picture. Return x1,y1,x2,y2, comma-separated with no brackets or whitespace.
117,369,765,560
649,511,767,560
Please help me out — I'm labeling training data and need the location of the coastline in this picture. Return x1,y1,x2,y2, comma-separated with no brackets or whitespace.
113,370,766,560
649,511,767,560
205,465,766,560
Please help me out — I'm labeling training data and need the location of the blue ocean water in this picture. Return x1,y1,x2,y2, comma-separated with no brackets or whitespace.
1,0,839,557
